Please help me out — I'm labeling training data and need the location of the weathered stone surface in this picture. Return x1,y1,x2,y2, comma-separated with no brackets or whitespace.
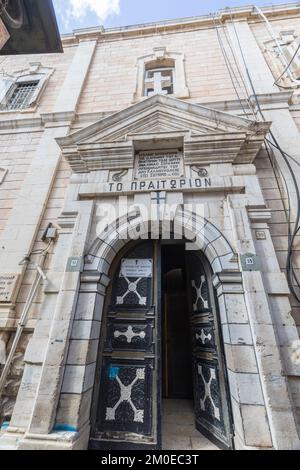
0,2,300,452
241,405,273,448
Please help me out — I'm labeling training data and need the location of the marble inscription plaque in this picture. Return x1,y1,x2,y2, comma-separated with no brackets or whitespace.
136,151,183,179
0,273,19,303
120,259,153,278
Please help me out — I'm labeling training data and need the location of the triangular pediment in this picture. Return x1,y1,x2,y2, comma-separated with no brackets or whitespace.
57,94,270,173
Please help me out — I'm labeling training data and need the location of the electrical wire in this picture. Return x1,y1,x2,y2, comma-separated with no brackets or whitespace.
211,13,251,119
0,240,52,398
264,140,300,293
264,141,291,240
18,240,53,266
215,15,257,119
225,7,300,302
265,137,300,292
265,137,300,169
253,4,299,86
274,42,300,85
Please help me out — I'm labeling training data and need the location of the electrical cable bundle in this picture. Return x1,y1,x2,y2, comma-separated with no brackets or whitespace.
274,42,300,86
212,7,300,303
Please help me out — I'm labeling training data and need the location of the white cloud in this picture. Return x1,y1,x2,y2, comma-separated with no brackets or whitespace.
69,0,120,21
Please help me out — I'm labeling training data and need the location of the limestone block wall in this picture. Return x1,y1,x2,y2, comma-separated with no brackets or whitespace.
255,147,300,426
0,155,72,421
14,156,72,324
0,43,77,244
0,130,42,238
1,3,300,441
255,148,300,331
77,27,244,114
291,108,300,133
0,45,76,117
0,334,31,423
0,39,97,426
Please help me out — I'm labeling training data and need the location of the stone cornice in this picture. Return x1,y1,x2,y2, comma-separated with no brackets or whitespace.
205,91,294,113
41,111,76,123
0,91,294,133
0,111,76,132
57,94,270,147
249,91,294,108
248,208,272,223
56,94,270,173
0,116,43,131
61,3,300,46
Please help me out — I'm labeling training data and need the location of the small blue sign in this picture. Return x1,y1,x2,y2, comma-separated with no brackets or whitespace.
108,366,119,380
1,421,10,431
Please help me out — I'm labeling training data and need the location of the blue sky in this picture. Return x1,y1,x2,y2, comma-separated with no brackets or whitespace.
52,0,295,33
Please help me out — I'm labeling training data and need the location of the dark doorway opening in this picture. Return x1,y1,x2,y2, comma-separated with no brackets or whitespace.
161,243,193,399
90,239,231,451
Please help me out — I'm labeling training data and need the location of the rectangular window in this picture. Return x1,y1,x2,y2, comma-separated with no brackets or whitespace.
3,81,39,110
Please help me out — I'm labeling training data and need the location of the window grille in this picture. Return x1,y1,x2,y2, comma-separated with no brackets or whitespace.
3,81,38,110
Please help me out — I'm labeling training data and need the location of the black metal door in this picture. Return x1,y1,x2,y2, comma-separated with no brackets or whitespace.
186,251,233,449
91,241,160,450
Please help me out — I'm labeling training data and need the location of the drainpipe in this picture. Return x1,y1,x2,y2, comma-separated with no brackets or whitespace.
253,5,299,85
0,249,49,397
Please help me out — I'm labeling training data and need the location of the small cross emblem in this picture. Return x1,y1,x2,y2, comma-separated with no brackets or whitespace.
151,191,166,223
151,191,166,205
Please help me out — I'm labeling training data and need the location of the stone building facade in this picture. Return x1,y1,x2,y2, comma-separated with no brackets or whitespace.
0,2,300,450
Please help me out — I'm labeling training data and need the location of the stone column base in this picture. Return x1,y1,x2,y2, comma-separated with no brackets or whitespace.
0,423,90,450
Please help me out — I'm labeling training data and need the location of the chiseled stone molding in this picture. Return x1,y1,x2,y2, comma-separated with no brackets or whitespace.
60,3,300,46
10,422,91,451
227,195,300,449
85,209,239,275
56,94,270,173
212,271,244,295
0,62,55,114
0,91,295,133
0,40,98,336
247,208,272,223
0,111,76,132
133,47,189,101
76,213,275,450
205,91,294,113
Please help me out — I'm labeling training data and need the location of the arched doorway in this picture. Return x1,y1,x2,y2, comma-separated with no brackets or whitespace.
89,238,233,450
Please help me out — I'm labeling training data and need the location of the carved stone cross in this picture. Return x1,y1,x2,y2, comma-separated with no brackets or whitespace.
145,71,170,96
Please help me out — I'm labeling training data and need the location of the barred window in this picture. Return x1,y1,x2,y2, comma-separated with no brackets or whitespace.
3,81,39,110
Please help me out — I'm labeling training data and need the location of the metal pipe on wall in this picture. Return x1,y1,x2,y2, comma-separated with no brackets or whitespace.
0,249,49,397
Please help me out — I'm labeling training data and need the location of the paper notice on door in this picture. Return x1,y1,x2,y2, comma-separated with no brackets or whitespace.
120,259,153,278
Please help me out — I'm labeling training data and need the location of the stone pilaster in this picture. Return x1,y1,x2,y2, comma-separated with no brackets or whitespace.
228,194,300,449
213,272,273,449
225,19,276,95
0,39,97,450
